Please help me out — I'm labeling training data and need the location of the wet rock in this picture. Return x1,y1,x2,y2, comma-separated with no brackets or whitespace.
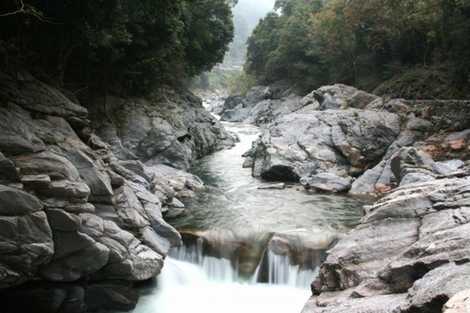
301,173,352,193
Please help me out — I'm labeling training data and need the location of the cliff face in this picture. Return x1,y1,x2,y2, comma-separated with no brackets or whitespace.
88,87,236,170
0,71,234,289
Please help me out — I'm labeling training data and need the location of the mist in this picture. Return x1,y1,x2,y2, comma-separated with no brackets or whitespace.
223,0,276,68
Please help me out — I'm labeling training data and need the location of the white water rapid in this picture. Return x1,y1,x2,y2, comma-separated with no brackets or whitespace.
133,256,311,313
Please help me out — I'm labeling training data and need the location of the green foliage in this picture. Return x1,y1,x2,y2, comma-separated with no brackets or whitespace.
227,71,256,95
0,0,234,96
245,0,470,98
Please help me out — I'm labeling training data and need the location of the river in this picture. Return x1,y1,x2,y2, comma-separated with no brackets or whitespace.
130,120,365,313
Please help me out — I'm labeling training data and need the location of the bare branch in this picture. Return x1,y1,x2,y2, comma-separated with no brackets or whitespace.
0,0,25,17
0,0,51,23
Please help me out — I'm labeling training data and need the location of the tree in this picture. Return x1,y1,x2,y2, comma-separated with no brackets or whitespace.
0,0,235,96
245,0,470,97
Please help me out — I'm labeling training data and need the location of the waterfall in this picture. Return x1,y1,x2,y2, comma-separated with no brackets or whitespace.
136,256,311,313
265,251,319,288
168,242,319,289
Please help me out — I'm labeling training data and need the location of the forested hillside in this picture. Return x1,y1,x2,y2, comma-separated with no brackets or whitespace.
0,0,234,96
245,0,470,98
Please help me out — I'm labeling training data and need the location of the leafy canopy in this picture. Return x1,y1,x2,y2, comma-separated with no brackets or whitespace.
245,0,470,97
0,0,235,96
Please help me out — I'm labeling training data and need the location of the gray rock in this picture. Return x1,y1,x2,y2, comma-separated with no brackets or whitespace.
365,98,409,114
21,174,52,191
301,173,352,193
251,109,400,182
92,90,236,171
111,185,150,230
0,152,19,183
0,186,54,288
41,180,91,202
14,151,80,181
302,294,406,313
89,219,164,281
66,150,113,204
141,226,172,256
40,209,110,282
0,103,46,155
312,84,379,110
305,176,470,313
0,71,88,122
0,185,44,216
400,263,470,312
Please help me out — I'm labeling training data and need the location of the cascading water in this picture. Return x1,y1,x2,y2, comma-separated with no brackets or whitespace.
129,116,365,313
169,240,319,288
265,251,319,288
133,248,313,313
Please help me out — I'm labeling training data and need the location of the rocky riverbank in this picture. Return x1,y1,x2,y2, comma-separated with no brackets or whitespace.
0,70,235,304
222,83,470,312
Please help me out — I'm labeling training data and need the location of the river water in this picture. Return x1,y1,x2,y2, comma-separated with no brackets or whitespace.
130,121,366,313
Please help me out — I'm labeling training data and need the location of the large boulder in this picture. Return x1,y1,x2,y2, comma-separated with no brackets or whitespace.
91,89,236,170
220,84,304,125
0,185,54,288
0,71,184,290
302,84,378,111
349,116,434,196
40,209,110,282
249,109,400,183
304,175,470,313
